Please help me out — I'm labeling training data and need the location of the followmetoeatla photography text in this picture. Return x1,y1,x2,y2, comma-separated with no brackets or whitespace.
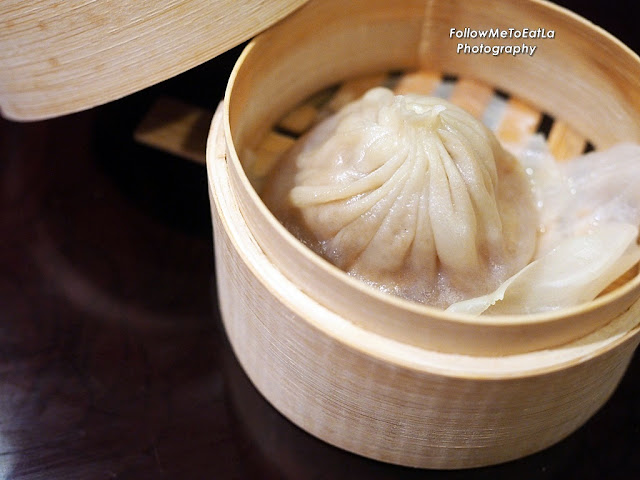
450,27,555,57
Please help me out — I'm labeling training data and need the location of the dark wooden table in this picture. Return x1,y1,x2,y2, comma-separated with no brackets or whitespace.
1,2,638,478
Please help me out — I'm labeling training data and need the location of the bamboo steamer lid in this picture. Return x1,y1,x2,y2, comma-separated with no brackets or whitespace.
0,0,310,121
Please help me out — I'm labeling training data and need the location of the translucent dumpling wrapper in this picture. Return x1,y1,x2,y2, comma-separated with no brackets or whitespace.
447,222,640,315
448,141,640,314
521,140,640,257
263,87,538,309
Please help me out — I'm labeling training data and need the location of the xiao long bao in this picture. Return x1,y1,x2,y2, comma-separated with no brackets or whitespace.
262,87,640,316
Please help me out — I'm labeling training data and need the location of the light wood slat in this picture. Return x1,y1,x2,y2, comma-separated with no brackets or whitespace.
278,103,320,136
325,73,388,113
496,97,541,149
548,120,588,161
601,265,640,296
248,132,297,177
449,78,494,119
134,97,212,165
393,71,441,95
277,88,338,135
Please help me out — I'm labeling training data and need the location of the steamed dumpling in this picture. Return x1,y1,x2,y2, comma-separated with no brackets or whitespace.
262,87,538,308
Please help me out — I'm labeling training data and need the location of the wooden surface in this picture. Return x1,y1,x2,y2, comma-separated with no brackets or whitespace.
0,0,639,477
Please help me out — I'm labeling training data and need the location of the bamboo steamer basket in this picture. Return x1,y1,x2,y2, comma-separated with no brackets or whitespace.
206,0,640,469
